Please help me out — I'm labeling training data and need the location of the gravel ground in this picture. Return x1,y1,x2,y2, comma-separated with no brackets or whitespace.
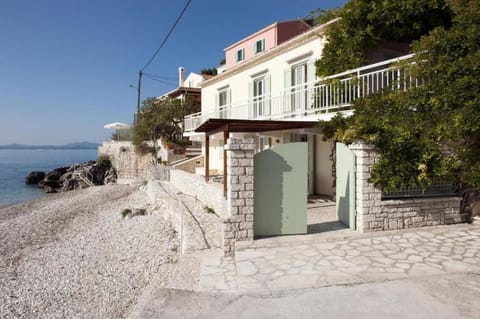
0,184,179,318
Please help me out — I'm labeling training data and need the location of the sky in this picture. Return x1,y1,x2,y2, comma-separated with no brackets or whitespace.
0,0,347,145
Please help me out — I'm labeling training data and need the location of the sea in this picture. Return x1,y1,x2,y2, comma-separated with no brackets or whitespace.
0,149,98,208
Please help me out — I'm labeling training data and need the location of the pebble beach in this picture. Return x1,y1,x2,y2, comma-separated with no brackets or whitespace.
0,184,179,318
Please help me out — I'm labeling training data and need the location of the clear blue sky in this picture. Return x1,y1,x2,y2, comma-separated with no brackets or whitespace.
0,0,347,145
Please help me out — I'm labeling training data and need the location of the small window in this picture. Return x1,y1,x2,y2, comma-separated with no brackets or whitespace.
236,48,245,62
254,39,265,54
218,90,228,106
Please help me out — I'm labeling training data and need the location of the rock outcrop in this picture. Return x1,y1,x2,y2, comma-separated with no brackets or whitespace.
26,158,117,193
25,171,46,184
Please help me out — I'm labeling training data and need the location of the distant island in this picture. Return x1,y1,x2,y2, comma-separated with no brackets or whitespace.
0,142,101,150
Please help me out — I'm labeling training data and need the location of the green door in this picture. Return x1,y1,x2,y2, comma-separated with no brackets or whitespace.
336,143,356,229
254,142,308,236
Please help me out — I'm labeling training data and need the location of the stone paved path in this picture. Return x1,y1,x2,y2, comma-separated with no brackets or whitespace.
198,222,480,293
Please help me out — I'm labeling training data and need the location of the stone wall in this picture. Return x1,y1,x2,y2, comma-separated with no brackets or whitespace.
349,142,466,232
223,138,255,256
98,141,151,179
169,169,227,218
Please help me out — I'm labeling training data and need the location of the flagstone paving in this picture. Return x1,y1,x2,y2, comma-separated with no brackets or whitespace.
198,222,480,293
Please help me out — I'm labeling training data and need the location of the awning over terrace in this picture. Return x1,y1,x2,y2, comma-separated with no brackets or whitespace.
194,118,318,135
194,118,318,197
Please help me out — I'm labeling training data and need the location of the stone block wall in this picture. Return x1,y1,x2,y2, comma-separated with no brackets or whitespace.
349,142,466,232
223,137,255,256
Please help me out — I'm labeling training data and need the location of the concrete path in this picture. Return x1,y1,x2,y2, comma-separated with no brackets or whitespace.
129,273,480,319
198,222,480,293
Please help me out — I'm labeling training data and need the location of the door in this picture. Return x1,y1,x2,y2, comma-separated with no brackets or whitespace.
254,143,308,236
336,142,356,229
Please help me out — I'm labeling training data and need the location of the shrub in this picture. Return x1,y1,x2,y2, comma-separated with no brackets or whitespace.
121,208,132,218
97,154,112,168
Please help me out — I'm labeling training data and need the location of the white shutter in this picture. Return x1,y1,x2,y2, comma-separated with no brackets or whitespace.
248,81,253,119
307,59,316,83
264,75,271,116
215,93,219,118
284,68,292,112
226,89,231,118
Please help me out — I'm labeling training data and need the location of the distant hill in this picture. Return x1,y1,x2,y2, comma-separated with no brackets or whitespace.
0,142,101,150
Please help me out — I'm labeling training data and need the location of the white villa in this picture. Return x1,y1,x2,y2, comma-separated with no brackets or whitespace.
184,18,412,198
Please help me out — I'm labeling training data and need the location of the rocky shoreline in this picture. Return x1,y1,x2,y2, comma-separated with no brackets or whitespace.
25,156,117,193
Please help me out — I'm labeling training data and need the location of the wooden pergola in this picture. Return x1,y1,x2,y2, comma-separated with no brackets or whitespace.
194,118,318,197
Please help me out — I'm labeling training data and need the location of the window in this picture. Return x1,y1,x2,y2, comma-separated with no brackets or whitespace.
219,90,228,107
254,39,265,54
291,62,308,111
253,77,265,117
217,89,230,118
236,48,245,62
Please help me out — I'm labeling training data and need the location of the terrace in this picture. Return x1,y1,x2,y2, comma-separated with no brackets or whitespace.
184,53,418,134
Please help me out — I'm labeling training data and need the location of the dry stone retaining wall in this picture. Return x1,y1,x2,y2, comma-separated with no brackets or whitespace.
98,141,151,179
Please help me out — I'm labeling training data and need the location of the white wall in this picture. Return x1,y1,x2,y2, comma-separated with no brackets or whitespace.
201,35,326,117
314,136,335,196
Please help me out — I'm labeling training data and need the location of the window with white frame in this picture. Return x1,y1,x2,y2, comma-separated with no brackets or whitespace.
254,38,265,54
283,60,316,113
217,89,230,118
249,74,270,118
253,77,265,117
236,48,245,62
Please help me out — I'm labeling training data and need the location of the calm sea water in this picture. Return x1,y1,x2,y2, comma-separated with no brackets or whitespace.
0,149,98,208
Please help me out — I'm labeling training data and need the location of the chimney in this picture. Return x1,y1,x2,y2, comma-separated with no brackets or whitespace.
178,67,185,87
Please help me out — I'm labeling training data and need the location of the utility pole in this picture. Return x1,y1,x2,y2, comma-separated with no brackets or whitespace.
136,70,143,123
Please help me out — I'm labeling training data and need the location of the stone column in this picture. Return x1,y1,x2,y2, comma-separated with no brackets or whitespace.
222,137,255,256
349,142,382,232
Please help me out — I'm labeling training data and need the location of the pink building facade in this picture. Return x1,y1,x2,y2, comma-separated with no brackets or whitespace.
224,20,312,69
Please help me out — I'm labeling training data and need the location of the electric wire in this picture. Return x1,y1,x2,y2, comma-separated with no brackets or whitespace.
141,0,192,71
143,73,177,86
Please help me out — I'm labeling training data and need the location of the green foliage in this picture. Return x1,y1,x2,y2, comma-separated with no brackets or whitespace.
219,58,226,66
96,154,112,168
313,8,342,25
203,205,215,214
133,96,200,153
111,128,132,141
121,208,132,218
135,208,147,216
200,68,217,76
319,0,480,190
316,0,453,76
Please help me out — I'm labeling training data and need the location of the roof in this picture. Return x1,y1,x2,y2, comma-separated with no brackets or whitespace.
194,118,318,135
159,87,201,99
224,19,312,51
201,19,339,87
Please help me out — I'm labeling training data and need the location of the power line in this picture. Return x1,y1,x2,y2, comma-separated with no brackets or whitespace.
144,73,178,80
143,73,177,86
141,0,192,71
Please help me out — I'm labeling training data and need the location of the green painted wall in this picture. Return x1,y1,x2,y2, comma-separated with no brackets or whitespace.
254,142,308,236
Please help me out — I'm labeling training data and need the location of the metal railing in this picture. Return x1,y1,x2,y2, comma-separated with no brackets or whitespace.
184,54,418,133
72,164,95,187
382,181,458,199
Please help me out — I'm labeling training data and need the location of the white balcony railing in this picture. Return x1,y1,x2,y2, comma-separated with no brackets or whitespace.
184,54,417,134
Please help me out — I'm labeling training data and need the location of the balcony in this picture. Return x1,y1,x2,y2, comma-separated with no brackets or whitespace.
184,54,417,134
